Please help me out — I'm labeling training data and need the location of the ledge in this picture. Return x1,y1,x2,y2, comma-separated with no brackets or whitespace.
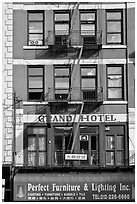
102,45,127,49
23,101,48,105
103,101,128,104
23,46,49,50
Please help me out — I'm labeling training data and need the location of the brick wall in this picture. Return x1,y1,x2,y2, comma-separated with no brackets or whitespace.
3,2,13,164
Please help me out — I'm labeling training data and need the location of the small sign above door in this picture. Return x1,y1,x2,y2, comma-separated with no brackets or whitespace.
65,154,87,160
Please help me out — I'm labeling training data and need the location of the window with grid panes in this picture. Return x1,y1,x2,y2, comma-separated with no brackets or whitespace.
105,126,125,166
54,11,70,45
28,66,44,101
107,65,124,100
81,65,97,100
80,11,96,44
54,65,71,100
28,11,44,46
27,127,47,167
106,10,123,44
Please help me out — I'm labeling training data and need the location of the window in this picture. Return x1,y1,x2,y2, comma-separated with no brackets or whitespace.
28,66,44,101
80,11,96,44
105,126,125,166
54,11,70,45
81,65,97,100
54,127,73,166
54,65,71,100
27,127,47,166
106,10,123,44
107,65,124,100
28,11,44,46
80,126,99,166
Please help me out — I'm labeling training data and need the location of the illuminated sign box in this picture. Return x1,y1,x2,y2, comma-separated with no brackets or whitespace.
14,173,135,202
65,154,87,160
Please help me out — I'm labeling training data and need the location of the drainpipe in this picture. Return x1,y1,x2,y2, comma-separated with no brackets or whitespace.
125,2,129,167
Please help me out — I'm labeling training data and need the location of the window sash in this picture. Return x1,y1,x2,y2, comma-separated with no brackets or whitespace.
106,11,122,44
28,12,44,46
105,126,125,166
107,66,123,100
27,127,47,167
28,67,44,101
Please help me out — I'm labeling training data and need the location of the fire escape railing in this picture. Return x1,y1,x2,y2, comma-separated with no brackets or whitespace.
47,87,103,102
47,30,102,47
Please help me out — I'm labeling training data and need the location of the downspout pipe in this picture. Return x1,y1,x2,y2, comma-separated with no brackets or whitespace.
125,2,129,167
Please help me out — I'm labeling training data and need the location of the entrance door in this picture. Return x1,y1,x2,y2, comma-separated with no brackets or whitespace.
54,127,73,166
80,126,98,166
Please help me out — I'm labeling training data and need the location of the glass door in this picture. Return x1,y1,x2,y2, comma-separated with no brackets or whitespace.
54,127,72,166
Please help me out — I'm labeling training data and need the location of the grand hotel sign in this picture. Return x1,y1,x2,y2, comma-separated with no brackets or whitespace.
23,114,127,123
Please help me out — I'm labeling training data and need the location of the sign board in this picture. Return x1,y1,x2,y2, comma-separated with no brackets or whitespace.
65,154,87,160
14,173,135,202
23,114,127,123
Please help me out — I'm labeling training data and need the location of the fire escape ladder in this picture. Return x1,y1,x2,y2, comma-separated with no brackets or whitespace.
70,102,84,153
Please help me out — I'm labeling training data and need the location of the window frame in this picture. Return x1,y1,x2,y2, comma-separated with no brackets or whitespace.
54,65,71,100
27,65,44,101
24,125,47,167
27,11,45,46
79,126,99,166
106,9,123,45
105,125,126,166
54,11,70,45
106,64,124,100
80,10,97,45
81,65,97,100
54,126,73,166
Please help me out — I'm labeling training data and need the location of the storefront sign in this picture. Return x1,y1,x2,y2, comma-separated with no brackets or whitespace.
65,154,87,160
14,173,135,202
23,114,127,123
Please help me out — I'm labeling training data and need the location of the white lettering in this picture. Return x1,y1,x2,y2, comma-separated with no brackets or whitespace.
52,183,80,192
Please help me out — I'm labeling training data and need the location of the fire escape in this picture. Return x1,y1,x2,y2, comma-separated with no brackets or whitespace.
44,4,103,167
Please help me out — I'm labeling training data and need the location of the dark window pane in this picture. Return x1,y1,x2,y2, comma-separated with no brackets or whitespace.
106,152,115,165
39,152,45,166
29,22,43,33
91,136,96,150
107,67,122,74
29,77,43,88
55,13,69,21
29,13,43,21
55,78,69,89
29,68,43,75
81,68,96,76
107,34,121,43
117,151,124,165
108,77,122,87
29,34,43,45
55,136,63,150
107,21,121,32
107,12,121,20
28,152,36,166
82,78,95,88
55,68,69,76
81,13,95,21
29,91,43,100
106,136,115,150
117,136,124,150
28,137,36,150
108,88,122,98
39,137,46,150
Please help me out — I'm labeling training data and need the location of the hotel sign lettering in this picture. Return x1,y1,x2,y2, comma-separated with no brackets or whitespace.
14,173,134,201
36,114,127,123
